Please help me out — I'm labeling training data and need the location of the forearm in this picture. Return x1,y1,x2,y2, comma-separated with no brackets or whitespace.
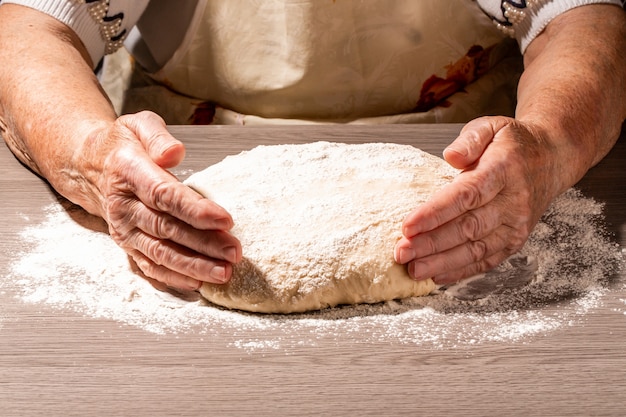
0,4,117,216
516,4,626,194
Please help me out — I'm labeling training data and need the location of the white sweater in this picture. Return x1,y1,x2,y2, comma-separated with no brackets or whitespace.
2,0,621,68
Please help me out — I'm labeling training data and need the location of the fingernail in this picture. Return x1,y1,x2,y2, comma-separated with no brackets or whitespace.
210,265,228,283
443,145,467,158
224,246,238,263
214,217,234,230
409,261,427,281
187,277,202,291
403,225,421,238
161,143,179,156
396,246,415,264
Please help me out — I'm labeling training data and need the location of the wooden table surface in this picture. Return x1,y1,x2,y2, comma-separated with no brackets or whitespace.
1,124,625,417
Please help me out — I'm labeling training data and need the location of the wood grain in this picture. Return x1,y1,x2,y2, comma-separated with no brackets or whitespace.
1,123,625,417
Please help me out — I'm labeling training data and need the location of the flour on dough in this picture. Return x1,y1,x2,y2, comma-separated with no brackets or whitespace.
184,141,458,313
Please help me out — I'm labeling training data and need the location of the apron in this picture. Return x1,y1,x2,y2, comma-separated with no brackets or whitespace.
103,0,522,125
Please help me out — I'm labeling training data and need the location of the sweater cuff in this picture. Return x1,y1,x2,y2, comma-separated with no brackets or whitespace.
515,0,623,53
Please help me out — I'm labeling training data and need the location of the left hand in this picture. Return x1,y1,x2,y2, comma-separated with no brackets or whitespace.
394,116,561,285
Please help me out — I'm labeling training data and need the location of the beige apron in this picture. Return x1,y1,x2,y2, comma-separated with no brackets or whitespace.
104,0,523,125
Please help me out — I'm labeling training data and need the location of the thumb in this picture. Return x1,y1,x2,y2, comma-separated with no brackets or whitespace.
119,111,186,169
443,116,512,169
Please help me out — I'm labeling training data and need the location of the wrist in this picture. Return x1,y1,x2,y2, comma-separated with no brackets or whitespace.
60,119,117,218
517,116,596,196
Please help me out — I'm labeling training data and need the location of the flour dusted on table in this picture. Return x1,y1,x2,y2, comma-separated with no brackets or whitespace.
5,165,624,351
184,142,456,313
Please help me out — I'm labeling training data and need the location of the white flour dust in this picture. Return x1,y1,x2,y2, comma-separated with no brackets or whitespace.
5,188,624,351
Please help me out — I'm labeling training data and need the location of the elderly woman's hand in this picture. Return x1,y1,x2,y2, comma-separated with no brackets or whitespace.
394,116,560,284
91,111,242,291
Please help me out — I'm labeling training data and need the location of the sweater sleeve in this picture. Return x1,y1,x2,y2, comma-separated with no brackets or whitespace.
0,0,149,67
476,0,623,53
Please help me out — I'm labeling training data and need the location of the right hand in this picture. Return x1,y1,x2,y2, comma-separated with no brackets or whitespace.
86,111,242,291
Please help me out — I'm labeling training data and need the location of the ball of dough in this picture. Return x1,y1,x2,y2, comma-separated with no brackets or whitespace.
184,142,457,313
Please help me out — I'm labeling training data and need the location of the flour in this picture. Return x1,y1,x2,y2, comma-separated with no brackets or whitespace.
186,142,453,313
5,188,624,351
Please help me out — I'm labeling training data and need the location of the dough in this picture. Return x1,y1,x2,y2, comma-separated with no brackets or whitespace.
184,141,457,313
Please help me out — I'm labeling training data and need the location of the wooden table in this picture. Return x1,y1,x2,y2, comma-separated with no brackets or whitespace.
1,124,625,417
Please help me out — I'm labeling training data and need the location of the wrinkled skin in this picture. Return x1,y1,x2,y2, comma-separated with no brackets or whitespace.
394,117,554,284
90,112,243,291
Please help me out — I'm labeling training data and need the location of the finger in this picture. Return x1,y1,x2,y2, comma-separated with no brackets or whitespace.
443,116,512,169
146,180,236,232
400,166,505,238
108,149,235,231
119,111,186,168
126,230,233,285
406,224,517,282
431,252,512,285
130,251,202,291
395,201,503,264
127,201,241,263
